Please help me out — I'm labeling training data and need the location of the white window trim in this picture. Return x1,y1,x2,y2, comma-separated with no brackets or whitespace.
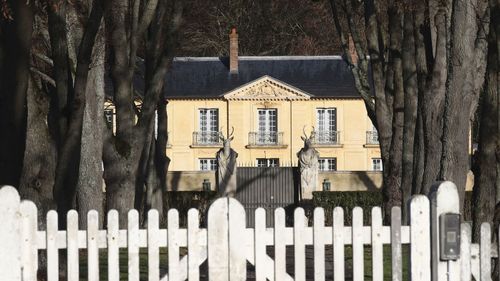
198,108,219,132
372,158,383,171
316,107,337,132
318,158,337,171
199,158,218,171
256,158,280,167
257,108,278,133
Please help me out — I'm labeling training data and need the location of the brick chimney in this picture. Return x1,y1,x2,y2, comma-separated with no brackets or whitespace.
229,27,238,74
348,36,358,65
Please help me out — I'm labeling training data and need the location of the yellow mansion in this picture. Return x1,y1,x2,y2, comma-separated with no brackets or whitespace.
164,29,381,173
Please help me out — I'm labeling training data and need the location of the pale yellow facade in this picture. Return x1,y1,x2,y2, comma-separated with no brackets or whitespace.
166,77,381,171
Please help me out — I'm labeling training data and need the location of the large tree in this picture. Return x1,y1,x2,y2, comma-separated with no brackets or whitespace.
102,0,184,226
472,0,500,241
0,0,31,188
329,0,490,219
0,0,184,229
1,0,104,229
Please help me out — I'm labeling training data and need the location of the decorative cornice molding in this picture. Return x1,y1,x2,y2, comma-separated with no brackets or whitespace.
223,75,311,101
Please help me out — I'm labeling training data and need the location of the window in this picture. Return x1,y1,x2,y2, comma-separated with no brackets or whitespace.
372,158,383,171
316,108,338,143
198,109,219,143
199,158,217,171
257,109,277,144
367,123,379,144
318,158,337,171
256,158,279,167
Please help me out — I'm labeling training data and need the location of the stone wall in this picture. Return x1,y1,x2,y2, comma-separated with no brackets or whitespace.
167,171,216,191
167,170,383,192
317,171,383,191
167,170,473,192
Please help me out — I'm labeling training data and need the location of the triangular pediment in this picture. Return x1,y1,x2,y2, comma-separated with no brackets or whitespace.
223,76,311,101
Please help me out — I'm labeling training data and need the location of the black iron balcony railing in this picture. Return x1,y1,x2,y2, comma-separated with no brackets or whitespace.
311,131,340,145
366,131,379,145
192,131,222,146
248,132,284,146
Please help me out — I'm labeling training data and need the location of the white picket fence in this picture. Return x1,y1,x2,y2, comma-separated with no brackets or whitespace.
0,182,497,280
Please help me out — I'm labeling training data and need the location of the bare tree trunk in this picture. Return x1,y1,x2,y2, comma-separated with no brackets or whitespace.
0,0,32,187
103,0,183,226
65,0,106,227
18,77,57,275
493,0,500,209
401,10,418,219
103,139,140,226
156,101,170,212
46,0,71,146
329,0,490,217
472,0,499,241
411,0,431,195
103,0,141,227
76,34,105,227
51,1,103,222
382,4,404,221
421,9,448,195
440,0,489,206
145,132,162,221
19,77,58,225
135,123,155,219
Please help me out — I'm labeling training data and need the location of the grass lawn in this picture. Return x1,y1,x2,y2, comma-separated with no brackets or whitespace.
346,245,410,281
77,245,409,280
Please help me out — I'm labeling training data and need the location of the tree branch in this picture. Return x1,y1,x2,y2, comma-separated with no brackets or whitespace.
33,52,54,66
329,0,375,122
136,0,184,135
46,0,71,144
53,0,104,203
138,0,158,35
29,67,56,87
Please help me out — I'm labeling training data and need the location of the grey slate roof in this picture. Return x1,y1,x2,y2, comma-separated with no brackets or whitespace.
163,56,360,99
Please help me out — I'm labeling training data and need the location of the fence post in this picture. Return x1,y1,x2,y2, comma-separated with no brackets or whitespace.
410,194,431,281
20,200,38,281
228,197,247,281
208,197,230,281
207,197,247,281
0,186,22,280
429,181,461,280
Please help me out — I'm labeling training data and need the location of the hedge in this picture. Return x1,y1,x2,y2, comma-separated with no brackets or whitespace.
161,190,473,226
163,191,219,227
308,191,473,225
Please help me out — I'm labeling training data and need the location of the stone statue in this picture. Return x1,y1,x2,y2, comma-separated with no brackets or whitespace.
216,127,238,197
297,127,319,199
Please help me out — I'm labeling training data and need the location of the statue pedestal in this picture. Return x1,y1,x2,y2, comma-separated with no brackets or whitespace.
301,188,314,200
300,173,317,200
216,148,238,197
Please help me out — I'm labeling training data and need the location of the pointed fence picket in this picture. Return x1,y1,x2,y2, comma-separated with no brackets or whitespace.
0,183,497,281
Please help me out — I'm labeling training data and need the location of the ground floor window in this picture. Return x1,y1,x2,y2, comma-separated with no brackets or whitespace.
199,158,217,171
318,158,337,171
256,158,279,167
372,158,383,171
